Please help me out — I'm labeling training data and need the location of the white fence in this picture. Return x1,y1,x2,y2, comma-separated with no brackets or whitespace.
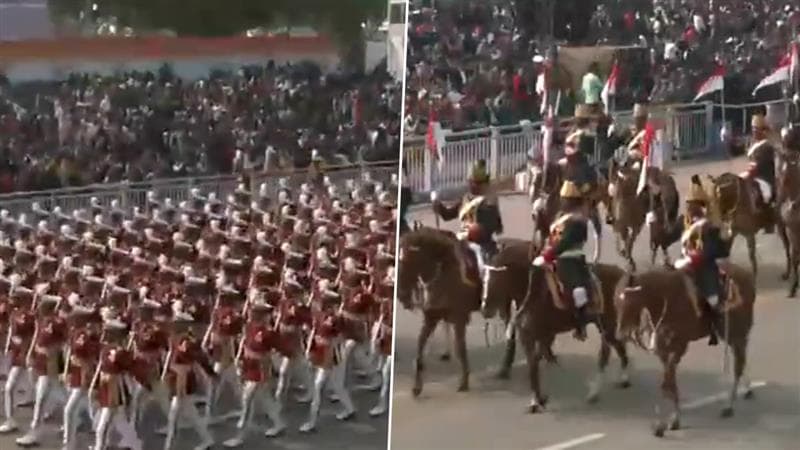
0,162,398,216
404,102,715,197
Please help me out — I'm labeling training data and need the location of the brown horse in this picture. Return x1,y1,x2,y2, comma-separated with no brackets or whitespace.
397,227,481,396
514,262,632,411
480,240,558,379
645,173,681,266
608,164,647,270
776,150,800,296
707,172,770,275
614,267,756,437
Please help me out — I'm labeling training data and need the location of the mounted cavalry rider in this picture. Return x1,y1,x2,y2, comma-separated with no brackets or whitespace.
533,180,592,341
605,102,650,224
674,176,731,346
745,113,778,232
561,104,602,235
431,160,504,286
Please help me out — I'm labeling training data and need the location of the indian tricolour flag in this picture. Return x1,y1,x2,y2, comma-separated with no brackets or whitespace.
693,65,726,101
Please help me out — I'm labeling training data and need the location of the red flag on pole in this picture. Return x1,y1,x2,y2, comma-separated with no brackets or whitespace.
636,123,656,195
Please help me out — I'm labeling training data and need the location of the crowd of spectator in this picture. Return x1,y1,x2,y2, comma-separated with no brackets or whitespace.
404,0,800,135
0,62,402,194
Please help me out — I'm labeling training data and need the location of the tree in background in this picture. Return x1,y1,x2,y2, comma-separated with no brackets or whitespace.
47,0,386,60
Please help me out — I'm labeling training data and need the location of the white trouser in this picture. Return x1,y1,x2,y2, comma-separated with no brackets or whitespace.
206,362,241,419
573,287,589,308
93,406,142,450
370,355,391,416
237,381,284,433
164,395,213,450
302,364,354,431
130,381,170,426
19,374,55,442
276,355,313,405
63,387,90,449
2,366,23,424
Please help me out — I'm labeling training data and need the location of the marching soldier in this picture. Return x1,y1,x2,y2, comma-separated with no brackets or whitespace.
0,279,36,434
533,181,592,341
675,176,731,346
223,296,285,447
431,161,503,285
162,309,216,450
88,315,144,450
16,293,68,447
747,114,778,233
62,304,102,450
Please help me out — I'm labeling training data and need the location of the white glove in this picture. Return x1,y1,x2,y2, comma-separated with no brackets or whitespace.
430,191,438,202
607,123,616,137
646,211,657,225
532,256,545,267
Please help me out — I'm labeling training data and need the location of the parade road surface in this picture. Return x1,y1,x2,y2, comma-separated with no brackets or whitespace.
392,158,800,450
0,371,388,449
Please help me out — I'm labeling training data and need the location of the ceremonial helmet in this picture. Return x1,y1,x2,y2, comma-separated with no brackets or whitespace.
686,175,708,204
633,103,649,119
468,160,490,184
574,104,592,120
559,181,583,199
751,113,769,132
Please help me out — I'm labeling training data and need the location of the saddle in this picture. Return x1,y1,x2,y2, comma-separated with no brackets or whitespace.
542,265,604,315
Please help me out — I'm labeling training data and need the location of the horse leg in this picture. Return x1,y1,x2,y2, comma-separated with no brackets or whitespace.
412,314,439,398
721,342,748,418
586,341,610,404
778,220,791,281
789,243,799,297
653,350,682,437
453,321,470,392
746,234,758,277
609,340,632,388
523,340,548,413
627,227,639,272
662,245,672,267
497,317,516,380
439,323,452,361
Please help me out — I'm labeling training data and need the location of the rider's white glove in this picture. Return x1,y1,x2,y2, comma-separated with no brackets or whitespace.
532,256,546,267
607,123,616,137
430,191,438,202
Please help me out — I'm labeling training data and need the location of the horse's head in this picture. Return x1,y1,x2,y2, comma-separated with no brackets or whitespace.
613,272,653,349
396,232,442,310
779,152,800,199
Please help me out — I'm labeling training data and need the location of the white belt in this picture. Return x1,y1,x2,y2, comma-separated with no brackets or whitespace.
558,249,585,258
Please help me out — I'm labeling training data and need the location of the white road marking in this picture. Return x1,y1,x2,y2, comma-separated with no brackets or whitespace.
682,381,767,410
536,433,606,450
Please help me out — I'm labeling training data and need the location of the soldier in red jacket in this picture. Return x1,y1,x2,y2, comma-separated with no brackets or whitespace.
223,297,285,447
0,282,36,434
88,317,145,450
163,310,216,450
274,297,314,408
300,300,355,433
128,298,171,429
201,290,244,423
61,304,102,450
18,292,69,448
369,296,393,417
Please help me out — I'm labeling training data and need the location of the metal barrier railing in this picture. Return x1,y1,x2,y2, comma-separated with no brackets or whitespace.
403,102,715,196
0,161,399,216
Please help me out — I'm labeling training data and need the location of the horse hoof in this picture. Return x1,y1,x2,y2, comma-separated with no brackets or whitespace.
411,386,422,398
616,380,632,389
457,381,470,392
527,402,544,414
440,353,451,362
781,273,789,281
652,423,666,438
495,370,511,380
586,394,599,404
743,390,755,400
720,407,734,418
669,418,681,431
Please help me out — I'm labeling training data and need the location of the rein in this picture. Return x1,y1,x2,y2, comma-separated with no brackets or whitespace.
637,294,669,352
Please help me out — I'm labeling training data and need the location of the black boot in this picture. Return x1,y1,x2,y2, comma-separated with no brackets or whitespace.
706,308,719,346
573,306,588,341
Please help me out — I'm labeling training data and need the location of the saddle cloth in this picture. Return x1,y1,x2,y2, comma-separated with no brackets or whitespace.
543,266,604,315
